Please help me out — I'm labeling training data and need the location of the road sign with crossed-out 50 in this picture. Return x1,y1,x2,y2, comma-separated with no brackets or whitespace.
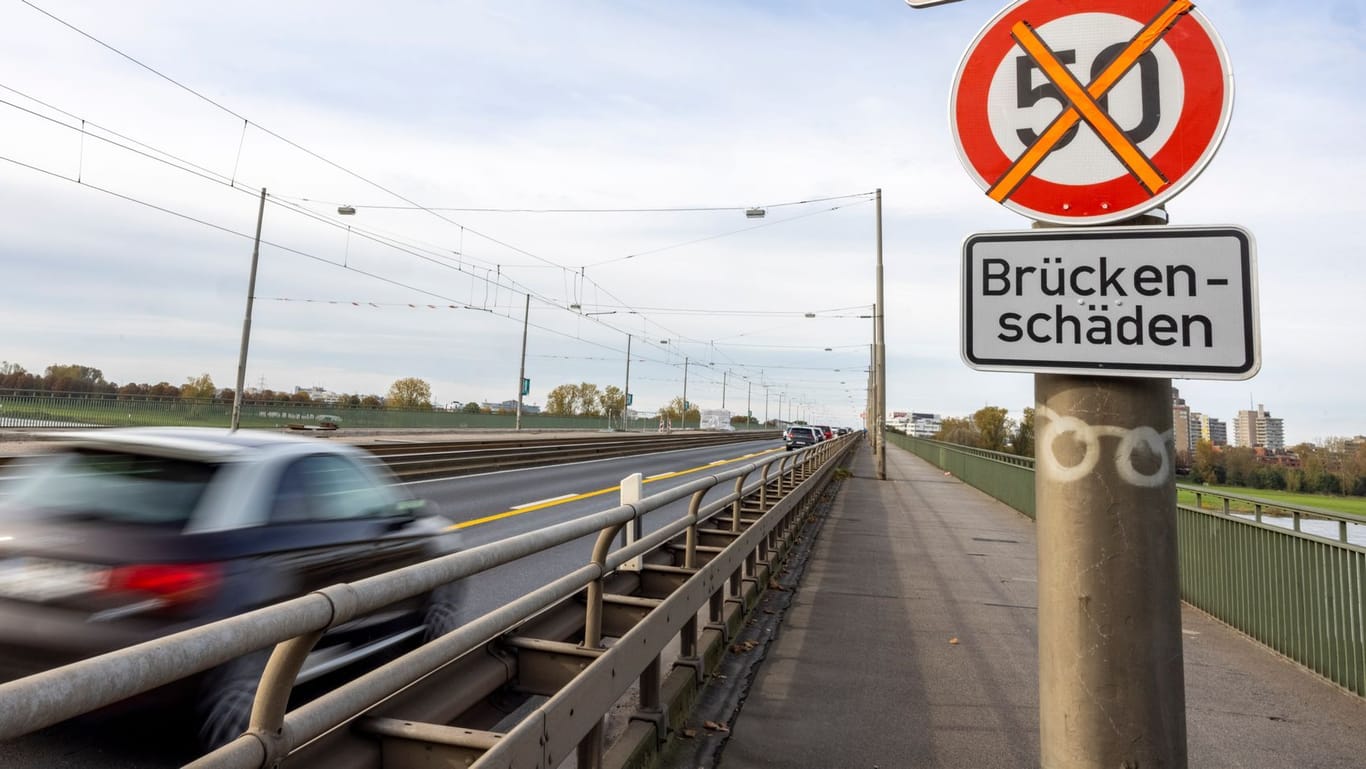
951,0,1233,224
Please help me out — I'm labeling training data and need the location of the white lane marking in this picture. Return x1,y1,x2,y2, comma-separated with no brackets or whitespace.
510,493,577,509
708,460,728,466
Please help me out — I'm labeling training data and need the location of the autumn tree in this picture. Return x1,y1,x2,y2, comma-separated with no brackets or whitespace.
576,383,603,417
659,397,700,425
44,364,110,394
545,384,579,416
0,362,38,391
1222,447,1257,486
1010,407,1035,457
1192,439,1223,484
971,406,1013,452
599,385,625,415
147,381,181,399
386,377,432,410
935,416,979,446
181,373,217,400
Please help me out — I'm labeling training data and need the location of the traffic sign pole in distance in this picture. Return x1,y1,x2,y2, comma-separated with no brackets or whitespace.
952,0,1233,224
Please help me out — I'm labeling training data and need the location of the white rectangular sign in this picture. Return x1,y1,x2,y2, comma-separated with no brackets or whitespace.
962,226,1259,379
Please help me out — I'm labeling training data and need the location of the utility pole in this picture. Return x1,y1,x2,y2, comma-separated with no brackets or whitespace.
230,187,267,433
622,333,632,432
746,379,751,427
681,357,689,430
515,293,530,431
874,187,887,480
721,370,727,410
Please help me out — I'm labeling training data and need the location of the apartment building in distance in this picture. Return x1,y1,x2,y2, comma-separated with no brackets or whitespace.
909,412,942,438
1234,404,1285,451
1172,388,1194,455
1191,413,1228,446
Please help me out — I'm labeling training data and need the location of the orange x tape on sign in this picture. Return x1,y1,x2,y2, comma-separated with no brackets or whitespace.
951,0,1233,225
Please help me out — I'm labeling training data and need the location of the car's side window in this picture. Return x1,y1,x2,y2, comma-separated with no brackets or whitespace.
270,455,397,523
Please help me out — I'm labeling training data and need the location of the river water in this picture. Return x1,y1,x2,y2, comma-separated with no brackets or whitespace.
1227,511,1366,548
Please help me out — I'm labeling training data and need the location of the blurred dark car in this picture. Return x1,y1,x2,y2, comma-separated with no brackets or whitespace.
0,427,462,748
783,426,820,451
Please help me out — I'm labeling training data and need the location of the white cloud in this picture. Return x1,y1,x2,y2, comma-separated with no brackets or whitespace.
0,1,1361,440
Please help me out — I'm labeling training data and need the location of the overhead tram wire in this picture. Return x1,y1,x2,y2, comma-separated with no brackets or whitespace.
0,83,237,189
20,2,873,370
586,197,874,268
296,191,874,215
19,0,591,281
0,150,660,363
0,82,559,311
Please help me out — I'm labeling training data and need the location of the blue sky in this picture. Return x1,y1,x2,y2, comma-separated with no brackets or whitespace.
0,0,1362,443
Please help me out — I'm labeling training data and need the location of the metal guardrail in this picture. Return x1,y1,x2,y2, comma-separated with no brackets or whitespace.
0,389,771,432
368,431,781,479
888,433,1366,698
0,431,781,478
0,431,858,768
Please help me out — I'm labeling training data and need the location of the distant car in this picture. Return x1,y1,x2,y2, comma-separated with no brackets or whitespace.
814,425,834,440
0,427,462,748
783,426,820,451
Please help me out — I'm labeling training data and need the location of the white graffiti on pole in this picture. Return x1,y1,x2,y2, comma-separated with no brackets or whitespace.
961,225,1259,379
1037,405,1171,487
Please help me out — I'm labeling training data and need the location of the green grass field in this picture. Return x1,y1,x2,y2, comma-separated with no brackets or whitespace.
1177,484,1366,521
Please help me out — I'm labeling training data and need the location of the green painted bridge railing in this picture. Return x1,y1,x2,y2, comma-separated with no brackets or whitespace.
886,432,1366,698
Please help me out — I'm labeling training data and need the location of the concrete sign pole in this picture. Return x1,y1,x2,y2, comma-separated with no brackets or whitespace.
1035,372,1186,767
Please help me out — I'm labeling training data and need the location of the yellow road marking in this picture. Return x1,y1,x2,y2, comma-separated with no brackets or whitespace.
447,446,782,530
511,493,577,509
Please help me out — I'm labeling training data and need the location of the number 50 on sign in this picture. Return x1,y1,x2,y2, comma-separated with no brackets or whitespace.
951,0,1234,224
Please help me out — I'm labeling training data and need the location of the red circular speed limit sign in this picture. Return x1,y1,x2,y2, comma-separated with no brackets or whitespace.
951,0,1233,224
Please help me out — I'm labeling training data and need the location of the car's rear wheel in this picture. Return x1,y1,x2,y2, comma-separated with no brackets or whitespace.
422,581,467,643
194,651,269,750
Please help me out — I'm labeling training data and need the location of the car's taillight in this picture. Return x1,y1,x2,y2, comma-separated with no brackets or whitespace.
106,563,221,605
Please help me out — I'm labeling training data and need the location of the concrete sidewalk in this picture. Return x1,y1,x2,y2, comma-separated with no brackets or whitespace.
716,444,1366,768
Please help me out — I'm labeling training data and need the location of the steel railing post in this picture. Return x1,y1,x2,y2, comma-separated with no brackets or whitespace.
620,473,644,572
731,473,748,532
685,489,705,569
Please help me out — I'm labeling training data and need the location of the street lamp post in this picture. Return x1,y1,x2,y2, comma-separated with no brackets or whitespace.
746,379,751,427
681,356,689,430
622,333,632,431
874,187,886,480
516,293,530,431
230,187,268,432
